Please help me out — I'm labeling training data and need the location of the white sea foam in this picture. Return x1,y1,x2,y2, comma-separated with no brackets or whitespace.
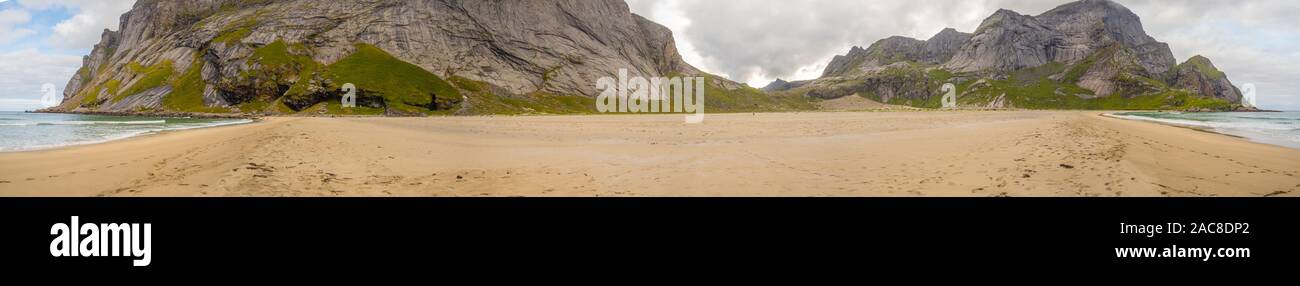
1106,112,1300,149
0,112,253,152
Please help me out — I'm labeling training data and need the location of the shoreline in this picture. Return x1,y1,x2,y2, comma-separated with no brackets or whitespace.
10,109,1291,154
2,110,1296,197
1101,111,1298,149
30,109,259,119
1099,112,1248,139
0,116,258,153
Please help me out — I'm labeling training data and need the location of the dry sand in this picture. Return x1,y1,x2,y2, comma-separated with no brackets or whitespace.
1,111,1297,197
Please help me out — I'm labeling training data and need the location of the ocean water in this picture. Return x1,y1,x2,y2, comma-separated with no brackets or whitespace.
0,111,252,152
1109,111,1300,149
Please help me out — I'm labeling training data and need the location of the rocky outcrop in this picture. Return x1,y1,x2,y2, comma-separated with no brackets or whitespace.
1172,55,1242,102
801,0,1245,110
53,0,717,115
943,9,1063,72
822,29,970,78
761,78,810,92
923,28,972,65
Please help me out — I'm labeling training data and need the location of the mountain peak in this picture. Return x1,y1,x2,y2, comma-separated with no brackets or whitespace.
1036,0,1155,47
1179,55,1226,79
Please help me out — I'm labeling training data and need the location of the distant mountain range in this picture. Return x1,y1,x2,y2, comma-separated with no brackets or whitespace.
49,0,1248,116
765,0,1251,111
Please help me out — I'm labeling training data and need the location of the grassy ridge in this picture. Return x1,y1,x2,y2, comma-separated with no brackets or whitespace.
113,60,175,102
327,43,461,113
164,53,230,113
855,57,1235,111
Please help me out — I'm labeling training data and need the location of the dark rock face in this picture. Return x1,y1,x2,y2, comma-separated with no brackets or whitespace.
805,0,1244,108
56,0,713,114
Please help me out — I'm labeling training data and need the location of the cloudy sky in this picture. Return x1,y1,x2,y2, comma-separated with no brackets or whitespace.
0,0,134,111
626,0,1300,110
0,0,1296,110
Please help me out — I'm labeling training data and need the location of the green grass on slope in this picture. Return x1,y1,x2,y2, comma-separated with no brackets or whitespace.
695,74,815,112
164,53,229,113
449,76,594,115
1179,55,1226,79
956,61,1231,110
113,60,175,102
327,43,460,111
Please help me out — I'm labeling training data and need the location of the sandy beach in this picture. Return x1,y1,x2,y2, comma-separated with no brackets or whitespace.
0,111,1297,197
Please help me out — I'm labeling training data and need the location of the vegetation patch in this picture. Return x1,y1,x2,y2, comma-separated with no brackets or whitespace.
114,60,174,102
450,76,594,115
696,74,815,112
1178,55,1226,79
327,43,460,111
212,14,259,45
163,54,229,113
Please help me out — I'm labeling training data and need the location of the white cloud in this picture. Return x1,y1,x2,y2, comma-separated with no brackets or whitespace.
0,48,82,111
0,0,135,111
18,0,136,49
0,8,35,45
627,0,1300,110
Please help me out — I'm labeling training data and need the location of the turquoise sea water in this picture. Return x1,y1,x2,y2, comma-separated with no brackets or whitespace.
1110,111,1300,149
0,111,252,152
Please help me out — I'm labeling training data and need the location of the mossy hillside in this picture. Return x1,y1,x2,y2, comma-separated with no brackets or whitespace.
163,53,230,113
1179,55,1226,79
80,79,121,107
211,14,258,45
79,84,101,107
826,63,951,108
326,43,461,111
161,40,463,115
245,40,324,108
695,74,815,112
292,99,386,116
956,60,1232,110
76,66,92,87
232,97,303,115
104,79,122,98
450,76,595,115
113,60,175,102
94,47,118,75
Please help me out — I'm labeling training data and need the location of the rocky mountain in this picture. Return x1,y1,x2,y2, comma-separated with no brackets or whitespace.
51,0,807,116
771,0,1247,111
822,28,972,78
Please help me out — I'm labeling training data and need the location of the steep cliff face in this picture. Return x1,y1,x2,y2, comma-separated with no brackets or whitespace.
1172,55,1242,103
777,0,1244,110
944,9,1063,73
54,0,744,116
922,28,972,66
